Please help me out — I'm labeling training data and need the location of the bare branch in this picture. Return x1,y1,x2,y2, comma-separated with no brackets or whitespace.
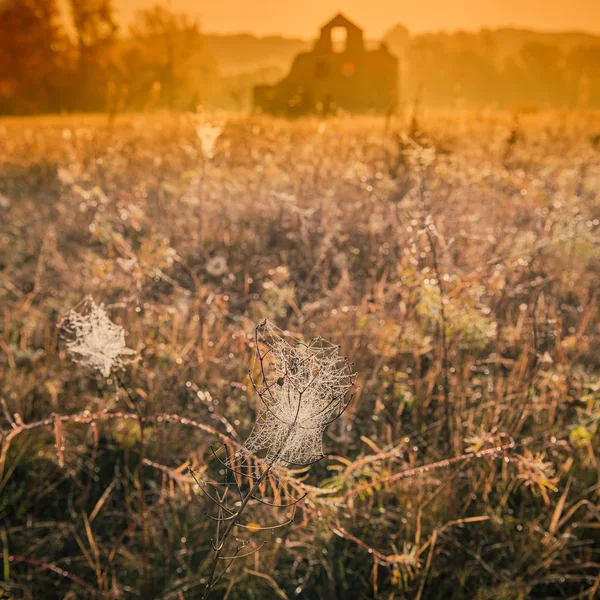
218,541,267,560
251,492,307,508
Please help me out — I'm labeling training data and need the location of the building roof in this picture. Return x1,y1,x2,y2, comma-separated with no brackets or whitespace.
320,13,363,33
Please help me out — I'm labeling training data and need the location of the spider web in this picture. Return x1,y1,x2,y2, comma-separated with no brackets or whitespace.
234,321,355,470
60,296,136,377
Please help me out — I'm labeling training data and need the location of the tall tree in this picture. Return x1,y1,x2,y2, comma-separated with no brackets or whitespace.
0,0,70,114
69,0,116,52
69,0,118,111
129,6,203,110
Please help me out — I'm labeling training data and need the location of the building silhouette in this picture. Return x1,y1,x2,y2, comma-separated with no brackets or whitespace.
253,13,398,116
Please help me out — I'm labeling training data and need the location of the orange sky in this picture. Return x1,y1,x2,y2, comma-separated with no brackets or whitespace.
110,0,600,37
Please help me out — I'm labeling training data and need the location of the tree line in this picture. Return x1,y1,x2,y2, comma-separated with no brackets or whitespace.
0,0,208,115
387,26,600,110
1,0,600,115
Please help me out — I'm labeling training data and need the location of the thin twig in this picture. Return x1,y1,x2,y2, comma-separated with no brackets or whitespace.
342,442,514,499
424,223,451,446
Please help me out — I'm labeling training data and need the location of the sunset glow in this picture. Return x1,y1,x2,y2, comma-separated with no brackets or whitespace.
111,0,600,37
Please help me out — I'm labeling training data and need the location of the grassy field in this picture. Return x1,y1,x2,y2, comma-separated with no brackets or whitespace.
1,110,600,599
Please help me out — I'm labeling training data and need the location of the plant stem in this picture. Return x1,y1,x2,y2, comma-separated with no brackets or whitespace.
425,226,451,447
202,464,272,599
139,417,149,596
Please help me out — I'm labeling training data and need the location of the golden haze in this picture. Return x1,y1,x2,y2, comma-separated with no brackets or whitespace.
111,0,600,36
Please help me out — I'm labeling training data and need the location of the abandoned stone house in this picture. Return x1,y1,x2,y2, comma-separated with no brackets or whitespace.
253,13,398,116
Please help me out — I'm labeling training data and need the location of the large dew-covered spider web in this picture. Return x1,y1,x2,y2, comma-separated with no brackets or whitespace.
233,320,355,471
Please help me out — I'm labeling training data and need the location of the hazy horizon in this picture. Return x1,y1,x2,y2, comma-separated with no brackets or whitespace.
96,0,600,38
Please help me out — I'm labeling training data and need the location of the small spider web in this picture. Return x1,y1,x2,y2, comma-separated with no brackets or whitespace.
59,296,136,377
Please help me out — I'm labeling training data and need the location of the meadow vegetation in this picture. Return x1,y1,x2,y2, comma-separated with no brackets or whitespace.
1,110,600,598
